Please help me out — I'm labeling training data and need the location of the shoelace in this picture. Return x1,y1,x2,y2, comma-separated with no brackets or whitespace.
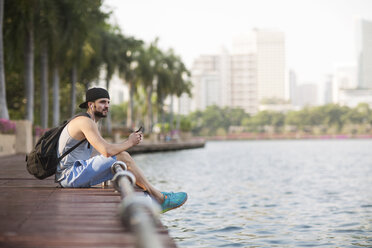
163,192,174,201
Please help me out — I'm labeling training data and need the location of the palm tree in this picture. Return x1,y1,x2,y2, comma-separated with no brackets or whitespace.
23,0,37,123
158,50,192,134
52,66,60,126
40,45,48,128
124,56,139,130
136,40,162,133
63,0,107,116
172,59,192,133
49,0,70,126
37,0,56,128
101,29,121,134
79,26,105,91
49,0,103,124
3,0,28,120
3,0,110,124
65,1,86,116
116,36,143,130
175,74,192,132
0,0,9,119
156,54,173,135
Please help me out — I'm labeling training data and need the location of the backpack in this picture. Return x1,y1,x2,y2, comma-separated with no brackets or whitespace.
26,113,91,179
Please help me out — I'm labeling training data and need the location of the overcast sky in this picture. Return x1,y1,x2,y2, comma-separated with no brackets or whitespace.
104,0,372,83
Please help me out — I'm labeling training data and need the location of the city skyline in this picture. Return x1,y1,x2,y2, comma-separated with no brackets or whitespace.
105,0,372,83
189,29,286,115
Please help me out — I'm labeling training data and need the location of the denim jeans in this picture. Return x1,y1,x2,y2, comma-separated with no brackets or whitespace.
59,155,118,188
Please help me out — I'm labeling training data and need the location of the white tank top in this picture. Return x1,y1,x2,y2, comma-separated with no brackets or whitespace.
55,123,93,182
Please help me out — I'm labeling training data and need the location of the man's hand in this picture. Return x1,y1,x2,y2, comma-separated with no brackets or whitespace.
128,131,143,146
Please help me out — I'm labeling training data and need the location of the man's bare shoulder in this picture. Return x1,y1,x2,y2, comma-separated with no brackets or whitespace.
67,115,96,140
73,114,92,122
69,115,93,129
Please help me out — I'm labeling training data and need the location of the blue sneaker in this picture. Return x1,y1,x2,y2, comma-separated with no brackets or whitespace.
160,192,188,213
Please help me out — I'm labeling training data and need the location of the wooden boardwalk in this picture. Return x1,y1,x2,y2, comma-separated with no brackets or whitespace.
0,155,177,248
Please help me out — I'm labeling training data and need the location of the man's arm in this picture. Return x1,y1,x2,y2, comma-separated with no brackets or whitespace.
73,117,141,157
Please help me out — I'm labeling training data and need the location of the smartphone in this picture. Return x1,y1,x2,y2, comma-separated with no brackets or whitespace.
136,126,144,133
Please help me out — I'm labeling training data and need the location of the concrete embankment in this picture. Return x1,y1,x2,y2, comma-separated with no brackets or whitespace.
127,139,206,154
204,133,372,141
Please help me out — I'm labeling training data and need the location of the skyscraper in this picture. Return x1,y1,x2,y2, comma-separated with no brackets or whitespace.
190,29,286,115
357,19,372,89
191,51,258,115
230,53,257,114
335,19,372,108
190,55,223,111
319,75,333,105
255,29,286,102
233,30,286,102
289,70,297,105
332,66,357,103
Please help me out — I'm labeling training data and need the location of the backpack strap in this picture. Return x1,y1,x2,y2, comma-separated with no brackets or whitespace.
57,112,92,161
58,138,87,161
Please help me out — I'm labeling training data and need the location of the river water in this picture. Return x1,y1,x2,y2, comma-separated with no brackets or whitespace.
133,140,372,248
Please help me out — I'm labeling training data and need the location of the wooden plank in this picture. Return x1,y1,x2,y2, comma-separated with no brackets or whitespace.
0,155,177,248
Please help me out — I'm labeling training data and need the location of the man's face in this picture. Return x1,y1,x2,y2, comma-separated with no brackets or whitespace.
90,98,110,118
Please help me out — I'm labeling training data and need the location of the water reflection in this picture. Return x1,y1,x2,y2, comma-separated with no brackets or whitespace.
133,140,372,248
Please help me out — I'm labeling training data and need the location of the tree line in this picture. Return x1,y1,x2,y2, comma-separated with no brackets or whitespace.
0,0,192,134
187,103,372,136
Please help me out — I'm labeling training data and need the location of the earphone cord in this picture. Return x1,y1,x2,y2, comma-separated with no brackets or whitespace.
90,105,96,122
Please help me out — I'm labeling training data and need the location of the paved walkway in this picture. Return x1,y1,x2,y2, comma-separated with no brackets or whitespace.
0,155,177,248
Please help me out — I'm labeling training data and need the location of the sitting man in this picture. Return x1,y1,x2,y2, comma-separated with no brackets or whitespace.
55,87,187,213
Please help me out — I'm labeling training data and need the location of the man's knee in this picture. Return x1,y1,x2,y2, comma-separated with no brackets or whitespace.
117,151,133,163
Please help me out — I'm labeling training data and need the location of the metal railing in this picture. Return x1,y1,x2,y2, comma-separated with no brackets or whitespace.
111,161,163,248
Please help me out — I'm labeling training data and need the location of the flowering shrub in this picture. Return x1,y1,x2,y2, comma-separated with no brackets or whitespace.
0,119,16,134
34,126,49,137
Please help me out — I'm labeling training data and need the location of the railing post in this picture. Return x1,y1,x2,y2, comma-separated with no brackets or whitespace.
111,161,163,248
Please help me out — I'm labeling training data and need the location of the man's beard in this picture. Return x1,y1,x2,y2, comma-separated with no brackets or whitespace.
94,109,108,118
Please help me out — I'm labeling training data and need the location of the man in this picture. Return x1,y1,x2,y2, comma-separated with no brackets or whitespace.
55,87,187,213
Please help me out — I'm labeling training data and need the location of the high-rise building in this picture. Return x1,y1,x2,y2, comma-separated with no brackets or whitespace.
230,53,257,114
356,19,372,89
189,29,286,115
219,48,232,108
332,66,357,103
289,70,297,105
190,55,223,111
319,75,333,105
331,19,372,107
230,34,259,114
191,52,258,115
233,30,286,102
190,30,286,115
335,18,372,108
338,88,372,107
255,30,286,102
232,33,256,54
